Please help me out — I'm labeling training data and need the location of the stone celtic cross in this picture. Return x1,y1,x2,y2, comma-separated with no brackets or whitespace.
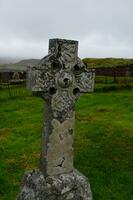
18,39,95,200
27,38,95,177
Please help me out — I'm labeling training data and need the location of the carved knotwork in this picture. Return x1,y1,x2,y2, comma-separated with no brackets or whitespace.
27,50,94,98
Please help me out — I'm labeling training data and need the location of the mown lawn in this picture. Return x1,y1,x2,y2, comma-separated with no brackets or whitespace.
0,87,133,200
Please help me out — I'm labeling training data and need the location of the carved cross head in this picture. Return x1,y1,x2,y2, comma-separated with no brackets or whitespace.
27,39,95,121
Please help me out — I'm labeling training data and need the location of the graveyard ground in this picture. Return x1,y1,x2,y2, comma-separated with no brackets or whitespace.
0,86,133,200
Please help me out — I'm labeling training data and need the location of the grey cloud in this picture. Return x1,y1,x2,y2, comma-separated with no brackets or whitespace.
0,0,133,58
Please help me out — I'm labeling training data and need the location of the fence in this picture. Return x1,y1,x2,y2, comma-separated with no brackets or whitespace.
0,70,26,96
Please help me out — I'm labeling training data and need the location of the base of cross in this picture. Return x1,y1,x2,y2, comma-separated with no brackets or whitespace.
17,169,92,200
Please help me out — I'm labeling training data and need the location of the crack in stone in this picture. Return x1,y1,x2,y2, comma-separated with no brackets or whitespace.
68,129,73,135
56,156,65,168
59,133,63,141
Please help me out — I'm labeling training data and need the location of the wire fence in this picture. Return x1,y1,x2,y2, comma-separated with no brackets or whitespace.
0,84,32,99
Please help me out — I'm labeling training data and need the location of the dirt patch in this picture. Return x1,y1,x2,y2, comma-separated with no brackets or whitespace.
0,128,11,140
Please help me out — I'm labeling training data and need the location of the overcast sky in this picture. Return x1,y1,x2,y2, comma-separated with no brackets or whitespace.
0,0,133,59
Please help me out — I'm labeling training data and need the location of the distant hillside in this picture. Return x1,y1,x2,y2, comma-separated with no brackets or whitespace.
83,58,133,68
0,59,40,71
1,57,133,71
0,57,20,65
16,59,40,66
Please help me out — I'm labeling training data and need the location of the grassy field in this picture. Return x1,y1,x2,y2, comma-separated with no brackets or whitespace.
0,87,133,200
83,58,133,68
95,76,133,92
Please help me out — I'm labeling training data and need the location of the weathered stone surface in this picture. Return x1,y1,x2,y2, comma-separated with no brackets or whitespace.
17,169,92,200
46,116,75,176
26,39,95,177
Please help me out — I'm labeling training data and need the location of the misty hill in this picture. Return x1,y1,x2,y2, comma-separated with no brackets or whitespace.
0,59,40,71
0,57,21,65
16,59,40,66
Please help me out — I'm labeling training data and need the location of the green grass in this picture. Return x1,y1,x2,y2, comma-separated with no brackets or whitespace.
0,87,133,200
82,58,133,68
94,76,133,92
